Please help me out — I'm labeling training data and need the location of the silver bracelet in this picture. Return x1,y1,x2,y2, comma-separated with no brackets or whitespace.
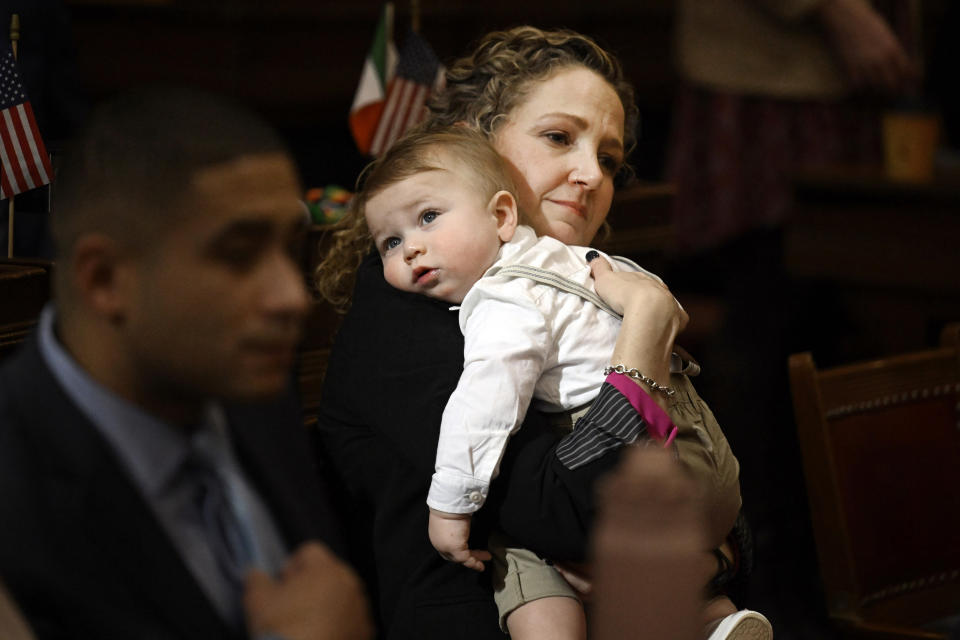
604,364,676,397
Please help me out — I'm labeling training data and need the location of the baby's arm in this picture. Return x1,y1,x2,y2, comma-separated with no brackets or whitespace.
427,289,551,564
427,509,490,571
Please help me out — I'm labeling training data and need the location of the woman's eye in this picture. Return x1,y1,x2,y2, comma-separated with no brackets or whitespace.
421,210,439,224
599,154,622,174
544,131,570,145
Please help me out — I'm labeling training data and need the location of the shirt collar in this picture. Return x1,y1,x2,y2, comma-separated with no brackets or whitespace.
496,224,540,264
37,305,221,497
447,225,544,313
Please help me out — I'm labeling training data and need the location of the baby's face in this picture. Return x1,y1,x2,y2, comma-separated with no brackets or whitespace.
365,166,511,304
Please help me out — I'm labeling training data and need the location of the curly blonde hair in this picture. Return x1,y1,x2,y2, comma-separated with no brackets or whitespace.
315,25,638,311
427,26,638,161
312,198,373,312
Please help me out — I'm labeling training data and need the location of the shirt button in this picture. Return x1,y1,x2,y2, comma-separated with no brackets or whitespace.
468,491,483,504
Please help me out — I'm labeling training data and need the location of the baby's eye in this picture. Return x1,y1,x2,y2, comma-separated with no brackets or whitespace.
383,237,401,251
421,210,439,224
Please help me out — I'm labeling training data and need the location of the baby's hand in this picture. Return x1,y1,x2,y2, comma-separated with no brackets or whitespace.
428,509,492,572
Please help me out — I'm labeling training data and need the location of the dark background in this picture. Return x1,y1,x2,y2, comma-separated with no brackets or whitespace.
8,0,685,188
3,2,958,638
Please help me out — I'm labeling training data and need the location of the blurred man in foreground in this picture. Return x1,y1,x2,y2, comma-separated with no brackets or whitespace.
0,88,372,640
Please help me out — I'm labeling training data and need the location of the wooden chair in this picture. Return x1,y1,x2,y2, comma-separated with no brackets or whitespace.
788,324,960,639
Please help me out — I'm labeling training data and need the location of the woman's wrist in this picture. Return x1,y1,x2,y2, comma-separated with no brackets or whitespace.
604,364,675,396
604,371,677,444
609,335,674,389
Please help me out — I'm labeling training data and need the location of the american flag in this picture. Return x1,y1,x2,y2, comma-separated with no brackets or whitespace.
368,30,444,157
1,47,52,200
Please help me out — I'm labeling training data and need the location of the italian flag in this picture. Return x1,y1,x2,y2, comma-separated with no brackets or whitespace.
349,3,398,156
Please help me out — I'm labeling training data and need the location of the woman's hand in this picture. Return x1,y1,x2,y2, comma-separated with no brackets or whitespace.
588,255,688,408
428,509,492,572
588,254,688,331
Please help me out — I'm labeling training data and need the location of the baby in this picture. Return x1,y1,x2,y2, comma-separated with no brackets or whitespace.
356,126,768,640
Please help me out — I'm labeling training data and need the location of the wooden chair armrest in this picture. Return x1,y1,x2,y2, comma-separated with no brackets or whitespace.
838,619,947,639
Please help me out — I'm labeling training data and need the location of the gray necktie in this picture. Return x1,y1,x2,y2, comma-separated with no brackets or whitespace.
183,434,258,593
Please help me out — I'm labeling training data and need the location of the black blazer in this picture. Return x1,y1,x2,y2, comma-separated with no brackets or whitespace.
0,334,343,640
315,253,622,640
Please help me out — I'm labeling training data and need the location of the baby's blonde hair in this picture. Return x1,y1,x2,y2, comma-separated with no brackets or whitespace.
314,126,515,311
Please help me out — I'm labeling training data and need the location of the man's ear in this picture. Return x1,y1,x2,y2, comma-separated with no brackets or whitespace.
488,190,518,243
71,233,135,323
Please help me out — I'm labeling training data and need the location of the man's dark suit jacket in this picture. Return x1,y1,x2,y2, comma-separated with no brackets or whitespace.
0,335,343,640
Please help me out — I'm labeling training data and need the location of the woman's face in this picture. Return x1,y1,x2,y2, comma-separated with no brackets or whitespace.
493,66,625,246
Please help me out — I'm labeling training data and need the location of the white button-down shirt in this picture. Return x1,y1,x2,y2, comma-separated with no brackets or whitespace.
427,226,664,514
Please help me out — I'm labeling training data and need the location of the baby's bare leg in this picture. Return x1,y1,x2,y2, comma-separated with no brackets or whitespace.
505,596,586,640
702,595,737,629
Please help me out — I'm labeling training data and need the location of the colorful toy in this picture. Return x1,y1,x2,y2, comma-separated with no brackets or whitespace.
305,185,353,225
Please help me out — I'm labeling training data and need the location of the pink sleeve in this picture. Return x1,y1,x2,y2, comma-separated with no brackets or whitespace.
605,373,678,446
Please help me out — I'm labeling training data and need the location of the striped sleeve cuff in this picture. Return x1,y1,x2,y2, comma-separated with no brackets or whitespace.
555,375,680,470
556,382,651,470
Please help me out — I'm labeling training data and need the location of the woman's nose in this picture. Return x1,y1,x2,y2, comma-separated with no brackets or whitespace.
570,148,603,189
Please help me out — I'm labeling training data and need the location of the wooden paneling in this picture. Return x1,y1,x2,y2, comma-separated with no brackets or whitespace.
0,259,52,360
59,1,678,185
786,166,960,360
63,1,676,118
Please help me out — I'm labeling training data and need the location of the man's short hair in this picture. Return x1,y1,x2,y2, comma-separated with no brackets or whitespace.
53,87,291,259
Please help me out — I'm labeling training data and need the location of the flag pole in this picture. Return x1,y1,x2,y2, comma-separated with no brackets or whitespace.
387,2,395,43
7,13,20,258
411,0,419,34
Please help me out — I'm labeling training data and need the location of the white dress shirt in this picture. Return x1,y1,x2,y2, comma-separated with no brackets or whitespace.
427,225,664,514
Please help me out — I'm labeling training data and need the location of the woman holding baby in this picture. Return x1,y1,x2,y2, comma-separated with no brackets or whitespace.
314,25,761,640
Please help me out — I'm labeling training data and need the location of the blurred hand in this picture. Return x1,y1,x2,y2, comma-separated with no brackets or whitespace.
591,447,706,640
819,0,919,94
244,542,374,640
428,510,491,572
